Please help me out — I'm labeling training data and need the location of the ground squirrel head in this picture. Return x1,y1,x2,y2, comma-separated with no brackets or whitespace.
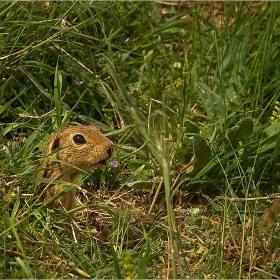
40,125,114,212
42,125,114,175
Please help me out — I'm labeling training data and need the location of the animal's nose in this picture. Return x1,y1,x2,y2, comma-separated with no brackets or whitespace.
107,144,114,158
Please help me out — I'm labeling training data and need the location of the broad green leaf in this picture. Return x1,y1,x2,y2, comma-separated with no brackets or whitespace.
220,24,250,81
226,118,254,144
185,120,200,134
264,122,280,137
126,180,153,190
155,19,188,34
187,134,212,177
257,127,280,154
213,25,250,112
194,82,225,120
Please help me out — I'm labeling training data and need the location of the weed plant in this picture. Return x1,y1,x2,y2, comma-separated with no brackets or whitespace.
1,1,280,278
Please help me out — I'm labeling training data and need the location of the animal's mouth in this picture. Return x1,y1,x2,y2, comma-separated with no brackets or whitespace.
98,159,107,165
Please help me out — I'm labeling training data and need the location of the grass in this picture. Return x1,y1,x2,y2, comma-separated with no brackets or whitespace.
1,1,280,278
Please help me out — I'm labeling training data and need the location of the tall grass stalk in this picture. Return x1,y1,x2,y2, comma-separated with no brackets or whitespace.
131,108,178,278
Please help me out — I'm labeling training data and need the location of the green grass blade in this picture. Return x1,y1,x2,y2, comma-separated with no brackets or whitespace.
137,230,151,278
54,60,62,127
104,56,145,121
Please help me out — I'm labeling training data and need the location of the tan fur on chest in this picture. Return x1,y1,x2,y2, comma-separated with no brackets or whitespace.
40,125,114,213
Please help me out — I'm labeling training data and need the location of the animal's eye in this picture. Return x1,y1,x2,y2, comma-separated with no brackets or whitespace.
73,134,87,144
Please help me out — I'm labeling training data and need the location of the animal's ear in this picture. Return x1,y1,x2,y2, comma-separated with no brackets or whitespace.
41,134,61,159
51,136,60,151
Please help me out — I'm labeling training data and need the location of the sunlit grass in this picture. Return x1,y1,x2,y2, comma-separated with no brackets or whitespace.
1,1,280,278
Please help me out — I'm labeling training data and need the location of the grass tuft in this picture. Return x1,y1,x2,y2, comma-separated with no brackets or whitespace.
1,1,280,278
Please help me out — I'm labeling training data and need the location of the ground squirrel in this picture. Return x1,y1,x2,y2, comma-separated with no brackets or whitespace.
40,125,114,213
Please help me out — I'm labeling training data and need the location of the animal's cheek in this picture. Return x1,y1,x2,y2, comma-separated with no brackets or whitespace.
73,154,98,168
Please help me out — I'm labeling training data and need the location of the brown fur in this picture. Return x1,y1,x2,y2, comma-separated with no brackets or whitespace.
40,125,114,212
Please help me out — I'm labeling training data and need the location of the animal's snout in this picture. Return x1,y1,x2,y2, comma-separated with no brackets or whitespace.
107,144,114,158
